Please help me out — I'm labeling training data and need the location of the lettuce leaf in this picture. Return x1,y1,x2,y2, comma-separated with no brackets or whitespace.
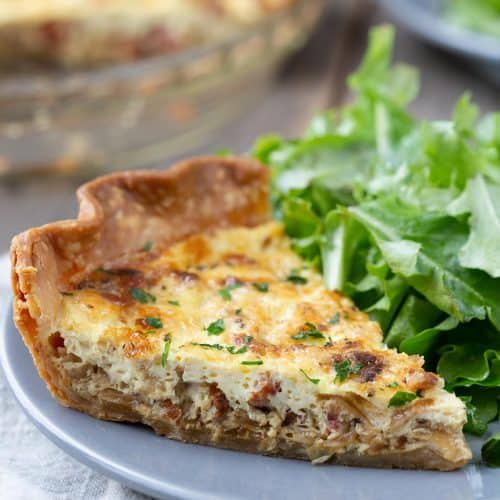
450,175,500,277
349,198,500,329
254,24,500,440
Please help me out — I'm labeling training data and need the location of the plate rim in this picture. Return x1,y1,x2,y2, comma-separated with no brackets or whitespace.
379,0,500,63
0,301,215,500
2,299,497,500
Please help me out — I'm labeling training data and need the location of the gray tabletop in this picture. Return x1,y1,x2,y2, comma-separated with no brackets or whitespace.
1,1,499,251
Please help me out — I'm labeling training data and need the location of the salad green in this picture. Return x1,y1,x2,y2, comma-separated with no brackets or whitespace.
252,25,500,465
446,0,500,38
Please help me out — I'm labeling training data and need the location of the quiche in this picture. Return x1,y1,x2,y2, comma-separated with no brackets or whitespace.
11,156,471,470
0,0,295,68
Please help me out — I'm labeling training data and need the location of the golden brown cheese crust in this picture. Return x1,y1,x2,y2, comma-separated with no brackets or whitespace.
63,221,436,401
10,156,471,471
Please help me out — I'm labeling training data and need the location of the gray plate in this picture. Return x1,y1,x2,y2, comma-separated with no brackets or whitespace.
379,0,500,85
1,305,499,500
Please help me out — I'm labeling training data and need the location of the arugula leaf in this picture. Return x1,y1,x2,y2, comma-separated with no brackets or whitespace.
460,396,487,436
384,293,457,357
322,208,368,291
349,198,500,330
253,23,500,443
482,433,500,467
437,322,500,389
458,387,499,436
451,175,500,277
399,316,459,359
447,0,500,38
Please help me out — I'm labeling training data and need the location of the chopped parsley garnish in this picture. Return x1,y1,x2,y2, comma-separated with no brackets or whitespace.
329,312,341,325
388,391,418,407
252,282,269,292
227,346,248,355
291,322,325,341
299,368,320,385
333,359,363,383
241,360,263,366
161,335,171,367
387,381,399,388
235,308,243,315
219,283,243,301
129,287,156,304
145,316,163,329
244,335,254,344
191,342,224,350
286,272,308,285
206,318,225,335
142,240,153,252
191,343,247,354
145,330,157,335
168,300,180,306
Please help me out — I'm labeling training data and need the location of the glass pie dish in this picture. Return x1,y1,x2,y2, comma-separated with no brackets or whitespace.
0,0,324,177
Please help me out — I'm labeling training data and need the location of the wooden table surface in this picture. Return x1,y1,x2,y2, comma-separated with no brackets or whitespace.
1,1,498,251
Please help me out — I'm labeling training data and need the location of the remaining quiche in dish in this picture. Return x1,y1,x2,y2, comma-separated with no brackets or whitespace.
11,157,471,470
0,0,296,68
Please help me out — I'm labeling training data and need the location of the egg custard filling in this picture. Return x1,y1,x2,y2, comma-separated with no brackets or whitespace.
48,221,470,469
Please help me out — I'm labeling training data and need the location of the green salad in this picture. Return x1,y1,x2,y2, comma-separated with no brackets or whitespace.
446,0,500,37
252,25,500,463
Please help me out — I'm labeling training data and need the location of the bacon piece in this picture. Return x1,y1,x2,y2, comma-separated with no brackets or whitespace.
209,384,230,419
162,399,182,421
249,373,281,411
48,331,65,354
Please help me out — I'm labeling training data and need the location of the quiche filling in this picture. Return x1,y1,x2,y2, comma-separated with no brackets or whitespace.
49,221,468,465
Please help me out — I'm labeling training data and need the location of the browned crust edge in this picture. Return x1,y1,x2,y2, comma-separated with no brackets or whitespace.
10,155,470,471
10,155,270,405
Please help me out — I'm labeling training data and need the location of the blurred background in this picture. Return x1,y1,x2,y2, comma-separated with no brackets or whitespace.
1,0,499,251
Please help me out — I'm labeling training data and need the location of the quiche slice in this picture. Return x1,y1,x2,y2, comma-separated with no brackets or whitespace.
11,157,471,470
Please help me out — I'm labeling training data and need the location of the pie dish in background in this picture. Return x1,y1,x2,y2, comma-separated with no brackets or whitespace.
378,0,500,85
0,0,323,177
0,0,298,69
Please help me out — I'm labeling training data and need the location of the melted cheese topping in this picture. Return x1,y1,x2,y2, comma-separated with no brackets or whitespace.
55,221,463,424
